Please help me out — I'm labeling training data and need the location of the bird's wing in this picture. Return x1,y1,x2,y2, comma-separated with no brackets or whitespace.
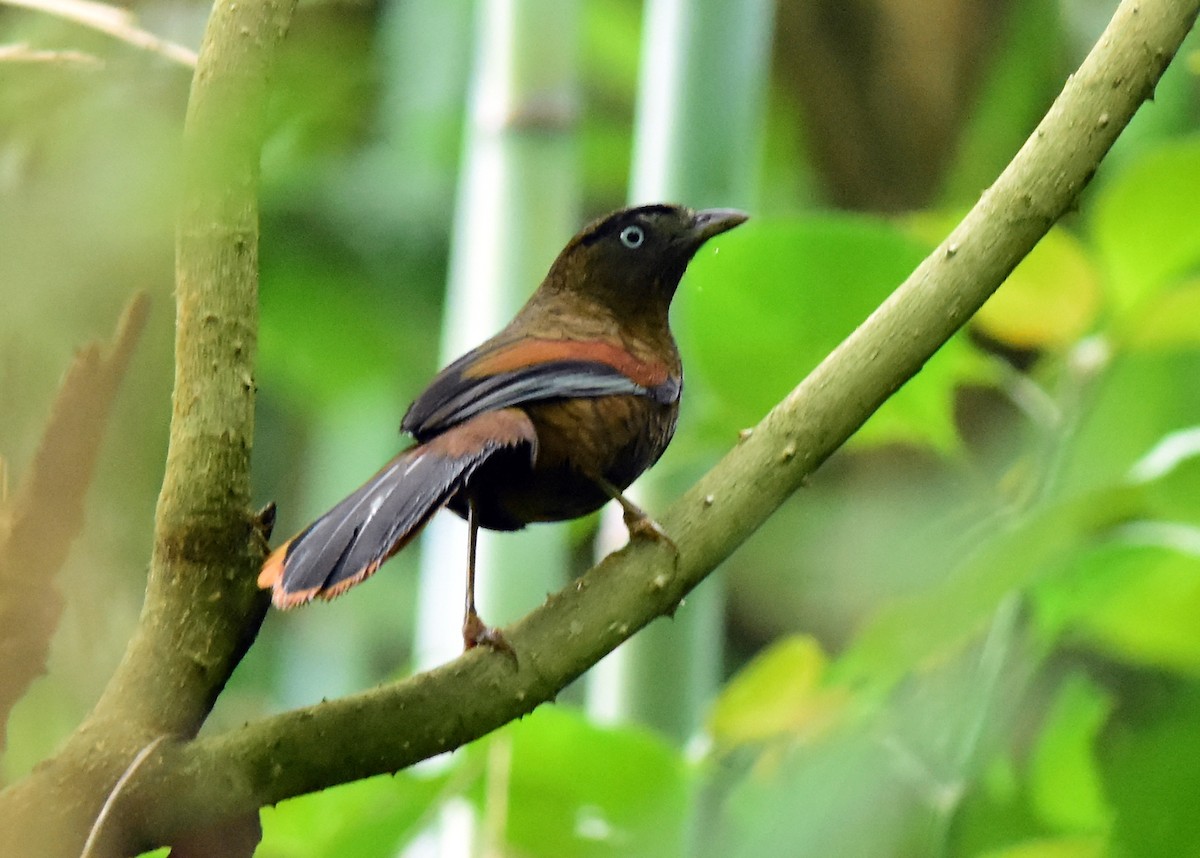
402,337,681,440
260,408,537,607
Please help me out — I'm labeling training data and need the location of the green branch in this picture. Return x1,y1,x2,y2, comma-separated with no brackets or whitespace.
0,0,295,855
121,0,1198,843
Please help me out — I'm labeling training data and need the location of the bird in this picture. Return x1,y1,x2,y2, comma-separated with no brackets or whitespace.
258,203,747,652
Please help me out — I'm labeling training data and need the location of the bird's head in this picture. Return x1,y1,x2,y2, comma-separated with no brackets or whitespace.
541,204,748,318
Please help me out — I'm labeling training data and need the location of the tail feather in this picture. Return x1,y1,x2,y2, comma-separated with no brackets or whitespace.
259,408,537,608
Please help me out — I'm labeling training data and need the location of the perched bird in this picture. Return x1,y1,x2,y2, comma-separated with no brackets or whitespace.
259,203,747,651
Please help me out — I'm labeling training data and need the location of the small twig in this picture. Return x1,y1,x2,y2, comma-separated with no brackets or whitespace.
3,0,197,67
79,736,167,858
0,42,104,68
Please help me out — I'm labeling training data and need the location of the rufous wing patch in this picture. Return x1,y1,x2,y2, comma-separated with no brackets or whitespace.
464,338,670,390
428,406,538,459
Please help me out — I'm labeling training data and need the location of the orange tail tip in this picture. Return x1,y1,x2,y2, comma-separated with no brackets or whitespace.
318,557,386,602
259,538,337,609
272,585,320,609
258,540,291,590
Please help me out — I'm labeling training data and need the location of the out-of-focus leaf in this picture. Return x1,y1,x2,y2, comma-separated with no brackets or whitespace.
1028,673,1113,833
680,215,976,451
906,214,1101,350
974,836,1106,858
1090,137,1200,313
975,229,1102,349
953,755,1045,857
700,724,927,858
723,443,990,658
492,706,689,858
258,770,454,858
837,486,1145,689
1121,278,1200,349
1056,351,1200,498
939,0,1065,206
708,635,847,747
259,236,435,410
1103,683,1200,856
1036,542,1200,674
1129,426,1200,523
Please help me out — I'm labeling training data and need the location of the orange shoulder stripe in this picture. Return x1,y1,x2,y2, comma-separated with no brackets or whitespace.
463,338,670,389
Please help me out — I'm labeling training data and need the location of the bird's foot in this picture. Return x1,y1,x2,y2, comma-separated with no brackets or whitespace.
623,507,679,554
463,610,518,665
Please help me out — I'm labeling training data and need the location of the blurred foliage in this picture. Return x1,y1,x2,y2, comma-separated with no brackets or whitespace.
3,0,1200,856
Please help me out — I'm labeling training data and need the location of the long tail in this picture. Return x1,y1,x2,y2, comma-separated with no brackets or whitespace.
258,408,537,608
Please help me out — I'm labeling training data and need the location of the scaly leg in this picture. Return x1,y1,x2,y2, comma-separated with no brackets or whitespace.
461,499,516,660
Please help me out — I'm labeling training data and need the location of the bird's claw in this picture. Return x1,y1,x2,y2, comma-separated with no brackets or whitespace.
463,611,519,666
623,509,679,554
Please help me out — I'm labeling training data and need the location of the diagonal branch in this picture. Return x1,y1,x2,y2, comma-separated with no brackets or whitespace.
2,0,198,67
124,0,1198,842
0,292,149,749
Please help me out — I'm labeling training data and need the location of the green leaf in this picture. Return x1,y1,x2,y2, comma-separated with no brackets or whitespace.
1103,683,1200,856
680,214,973,451
1036,541,1200,675
707,635,847,746
491,706,689,858
1090,136,1200,313
1121,277,1200,350
258,770,454,858
1028,673,1113,834
1056,351,1200,498
974,837,1106,858
837,486,1145,689
1129,426,1200,523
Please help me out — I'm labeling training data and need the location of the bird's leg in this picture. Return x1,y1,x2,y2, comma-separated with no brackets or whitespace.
593,475,677,552
461,499,517,661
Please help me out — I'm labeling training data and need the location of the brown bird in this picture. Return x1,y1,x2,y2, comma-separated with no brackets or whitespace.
259,203,747,651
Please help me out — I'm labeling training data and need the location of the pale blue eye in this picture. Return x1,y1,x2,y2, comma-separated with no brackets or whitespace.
619,225,645,249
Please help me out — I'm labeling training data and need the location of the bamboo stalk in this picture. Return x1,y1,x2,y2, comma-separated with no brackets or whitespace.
588,0,773,741
413,0,581,669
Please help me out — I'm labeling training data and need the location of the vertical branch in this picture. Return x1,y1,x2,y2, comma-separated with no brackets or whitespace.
85,0,295,741
0,1,296,855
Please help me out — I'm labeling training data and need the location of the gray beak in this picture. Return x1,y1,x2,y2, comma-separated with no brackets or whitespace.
690,208,749,244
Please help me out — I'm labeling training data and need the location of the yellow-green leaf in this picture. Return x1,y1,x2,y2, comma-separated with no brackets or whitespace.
975,836,1106,858
708,635,847,746
976,228,1101,349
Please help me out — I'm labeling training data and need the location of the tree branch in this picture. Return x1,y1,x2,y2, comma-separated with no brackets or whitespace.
0,0,294,853
122,0,1198,842
0,293,149,750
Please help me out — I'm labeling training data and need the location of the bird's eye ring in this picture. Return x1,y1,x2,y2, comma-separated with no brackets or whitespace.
619,225,645,249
